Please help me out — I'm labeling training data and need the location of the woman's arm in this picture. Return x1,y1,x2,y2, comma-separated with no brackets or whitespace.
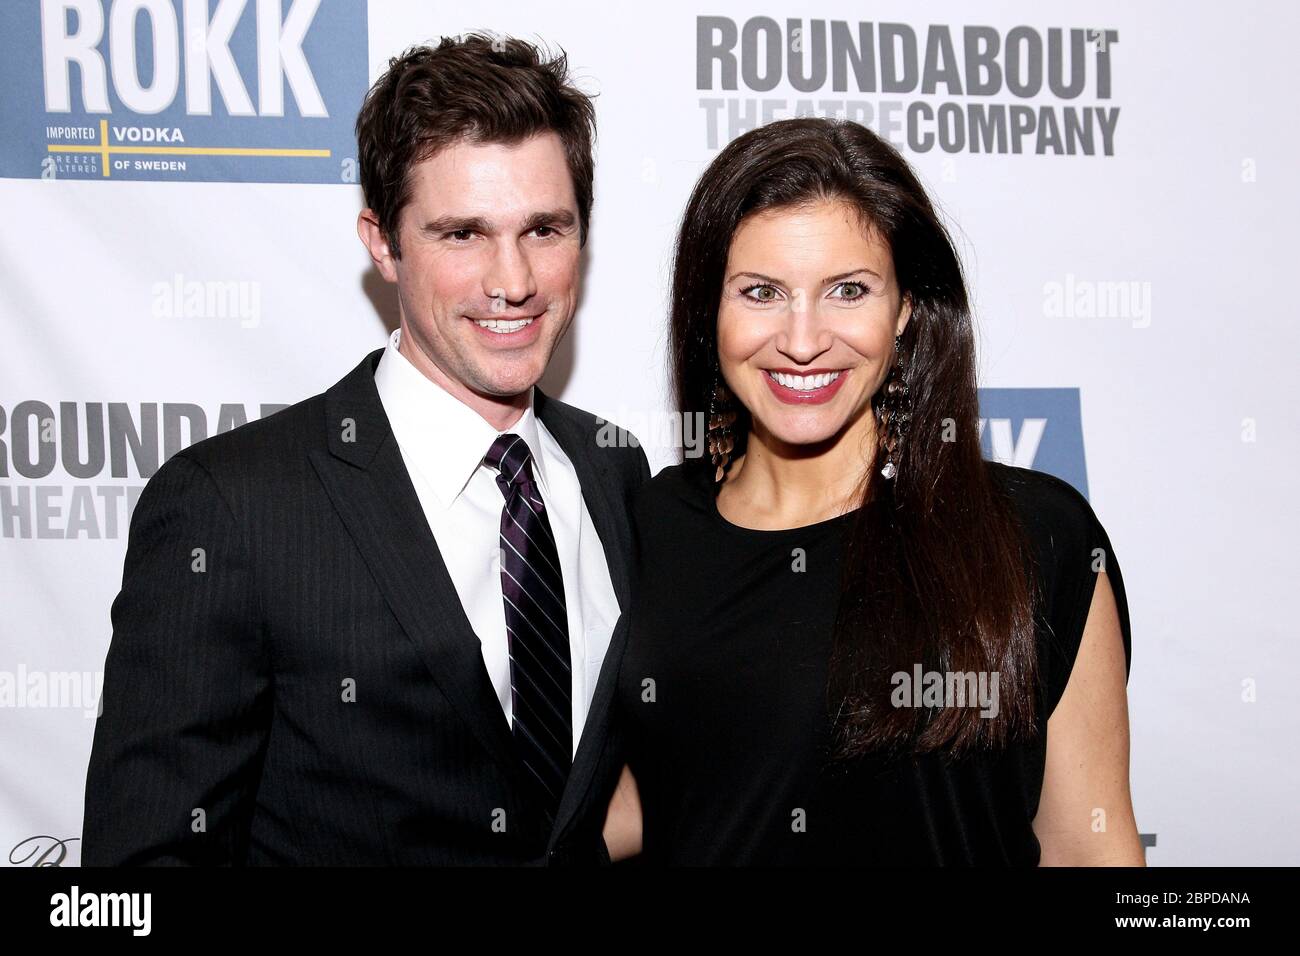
601,764,643,862
1033,570,1145,865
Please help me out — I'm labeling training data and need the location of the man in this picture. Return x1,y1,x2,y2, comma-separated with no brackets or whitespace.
81,34,646,865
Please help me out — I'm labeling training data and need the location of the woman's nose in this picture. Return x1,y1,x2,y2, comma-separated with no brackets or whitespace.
774,299,834,363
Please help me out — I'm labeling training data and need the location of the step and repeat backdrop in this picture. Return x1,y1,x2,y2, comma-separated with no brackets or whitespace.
1,0,1295,865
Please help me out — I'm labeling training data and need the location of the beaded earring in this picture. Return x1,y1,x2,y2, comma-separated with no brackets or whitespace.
878,334,912,480
707,375,738,483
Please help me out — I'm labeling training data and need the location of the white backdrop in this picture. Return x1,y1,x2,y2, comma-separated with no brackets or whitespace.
1,0,1297,866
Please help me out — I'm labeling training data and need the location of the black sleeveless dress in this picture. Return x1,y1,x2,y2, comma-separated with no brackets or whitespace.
614,460,1132,865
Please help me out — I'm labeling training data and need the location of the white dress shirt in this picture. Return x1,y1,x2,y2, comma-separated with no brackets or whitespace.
373,328,620,757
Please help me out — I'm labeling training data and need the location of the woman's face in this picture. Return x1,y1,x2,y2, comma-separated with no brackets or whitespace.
716,199,911,452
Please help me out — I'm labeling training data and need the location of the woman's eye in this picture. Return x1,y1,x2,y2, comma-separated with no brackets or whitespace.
833,281,868,300
742,284,780,303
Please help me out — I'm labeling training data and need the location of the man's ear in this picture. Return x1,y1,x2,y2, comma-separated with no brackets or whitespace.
358,210,399,283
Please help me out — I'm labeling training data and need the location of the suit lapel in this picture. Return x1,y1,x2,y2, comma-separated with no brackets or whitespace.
308,350,524,787
535,389,636,841
535,389,632,609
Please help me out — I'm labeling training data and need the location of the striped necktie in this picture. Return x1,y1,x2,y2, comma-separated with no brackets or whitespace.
484,433,572,820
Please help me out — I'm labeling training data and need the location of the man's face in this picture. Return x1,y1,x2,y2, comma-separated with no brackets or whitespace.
361,131,582,404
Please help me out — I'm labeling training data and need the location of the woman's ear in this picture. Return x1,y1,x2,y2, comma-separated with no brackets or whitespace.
897,293,913,337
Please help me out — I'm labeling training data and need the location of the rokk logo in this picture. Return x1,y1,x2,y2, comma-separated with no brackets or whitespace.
0,0,367,182
978,387,1089,498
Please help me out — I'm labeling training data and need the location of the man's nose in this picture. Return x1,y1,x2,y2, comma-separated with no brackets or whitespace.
483,239,538,309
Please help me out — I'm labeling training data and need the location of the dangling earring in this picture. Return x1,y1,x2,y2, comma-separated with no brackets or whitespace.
707,375,738,483
878,334,912,480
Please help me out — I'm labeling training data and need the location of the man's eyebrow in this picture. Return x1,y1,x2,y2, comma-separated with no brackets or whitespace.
521,209,576,232
421,215,489,235
420,210,577,237
725,268,884,285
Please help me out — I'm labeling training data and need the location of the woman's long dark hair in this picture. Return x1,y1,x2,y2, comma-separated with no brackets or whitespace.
669,118,1039,759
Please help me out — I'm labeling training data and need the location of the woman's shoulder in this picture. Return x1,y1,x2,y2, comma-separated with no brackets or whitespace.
631,460,715,525
984,460,1115,592
985,461,1105,563
634,460,710,505
986,461,1132,716
987,460,1092,523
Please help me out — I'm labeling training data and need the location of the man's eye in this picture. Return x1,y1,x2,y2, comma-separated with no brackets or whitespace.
533,225,555,238
445,229,475,241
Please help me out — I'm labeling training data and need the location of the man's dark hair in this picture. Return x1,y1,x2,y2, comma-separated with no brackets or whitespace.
356,32,597,258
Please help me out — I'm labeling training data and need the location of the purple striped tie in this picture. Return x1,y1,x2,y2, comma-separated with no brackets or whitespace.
484,433,572,819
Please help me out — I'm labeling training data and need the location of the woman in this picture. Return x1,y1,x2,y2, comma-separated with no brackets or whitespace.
601,117,1141,865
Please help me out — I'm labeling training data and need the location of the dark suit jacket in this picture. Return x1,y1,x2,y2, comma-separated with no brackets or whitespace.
81,348,648,865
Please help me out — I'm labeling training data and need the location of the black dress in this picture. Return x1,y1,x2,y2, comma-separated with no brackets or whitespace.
614,460,1132,865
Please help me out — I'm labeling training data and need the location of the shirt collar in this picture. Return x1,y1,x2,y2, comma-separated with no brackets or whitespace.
373,328,548,509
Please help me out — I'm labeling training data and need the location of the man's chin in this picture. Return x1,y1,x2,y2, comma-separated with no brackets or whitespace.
465,365,549,401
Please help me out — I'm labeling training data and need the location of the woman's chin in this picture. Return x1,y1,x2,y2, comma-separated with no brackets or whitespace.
753,418,851,451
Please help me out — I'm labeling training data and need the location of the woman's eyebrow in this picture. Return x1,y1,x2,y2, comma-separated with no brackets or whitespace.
727,268,883,285
823,267,883,284
728,271,786,285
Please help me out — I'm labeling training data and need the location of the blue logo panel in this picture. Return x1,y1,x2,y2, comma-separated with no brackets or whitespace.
977,387,1089,499
0,0,367,183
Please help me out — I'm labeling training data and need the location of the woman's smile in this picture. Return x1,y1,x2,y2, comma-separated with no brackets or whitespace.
761,367,850,404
